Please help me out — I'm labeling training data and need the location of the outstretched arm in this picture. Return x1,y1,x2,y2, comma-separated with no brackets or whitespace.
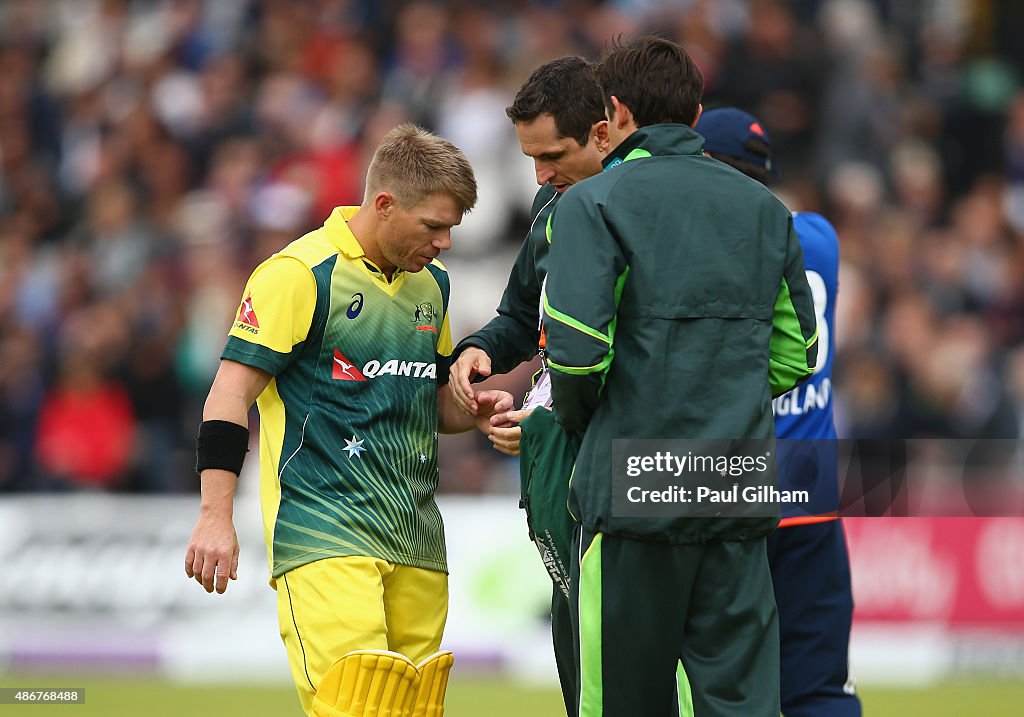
184,359,271,594
438,385,514,435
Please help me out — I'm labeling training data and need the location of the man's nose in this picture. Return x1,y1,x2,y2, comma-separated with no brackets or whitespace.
433,230,452,251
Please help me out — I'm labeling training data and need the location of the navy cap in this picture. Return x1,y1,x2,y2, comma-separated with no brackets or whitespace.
695,107,778,176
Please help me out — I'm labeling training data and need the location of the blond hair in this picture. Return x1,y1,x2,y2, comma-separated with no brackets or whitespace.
364,124,477,213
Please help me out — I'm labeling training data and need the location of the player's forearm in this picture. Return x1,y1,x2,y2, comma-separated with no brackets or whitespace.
197,389,250,507
196,361,270,509
199,470,237,517
437,386,475,433
197,390,246,512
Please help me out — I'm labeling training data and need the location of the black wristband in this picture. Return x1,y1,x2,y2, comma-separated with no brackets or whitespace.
196,420,250,476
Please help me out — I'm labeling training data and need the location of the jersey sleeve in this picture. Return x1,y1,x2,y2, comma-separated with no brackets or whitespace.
221,255,317,376
768,216,818,396
435,310,453,386
426,261,454,385
545,189,628,433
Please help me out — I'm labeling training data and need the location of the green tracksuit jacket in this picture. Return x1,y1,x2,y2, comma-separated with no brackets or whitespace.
544,123,818,544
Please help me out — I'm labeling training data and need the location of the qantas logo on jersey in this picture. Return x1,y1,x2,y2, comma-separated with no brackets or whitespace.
332,350,367,381
331,349,437,381
235,295,260,334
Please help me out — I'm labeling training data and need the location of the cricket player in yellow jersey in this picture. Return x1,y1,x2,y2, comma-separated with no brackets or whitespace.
184,124,513,717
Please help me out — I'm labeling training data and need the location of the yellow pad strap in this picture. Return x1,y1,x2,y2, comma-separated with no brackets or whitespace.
313,650,419,717
411,651,455,717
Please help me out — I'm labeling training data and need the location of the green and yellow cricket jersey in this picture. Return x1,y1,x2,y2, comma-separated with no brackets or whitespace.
222,207,453,582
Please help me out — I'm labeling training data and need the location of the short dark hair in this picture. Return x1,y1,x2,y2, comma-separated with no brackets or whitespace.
506,56,606,147
707,153,773,184
598,36,703,127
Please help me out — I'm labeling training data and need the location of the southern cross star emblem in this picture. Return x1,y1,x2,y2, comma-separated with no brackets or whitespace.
419,453,427,463
343,436,366,458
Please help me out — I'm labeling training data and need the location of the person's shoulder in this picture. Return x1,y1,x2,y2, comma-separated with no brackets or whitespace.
792,212,838,241
696,154,762,188
530,184,559,215
276,226,341,271
792,211,840,254
792,212,839,273
245,231,332,291
249,250,316,284
560,168,621,207
423,259,451,303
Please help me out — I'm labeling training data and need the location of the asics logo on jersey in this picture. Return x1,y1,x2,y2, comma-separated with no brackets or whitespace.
346,293,364,319
332,349,367,381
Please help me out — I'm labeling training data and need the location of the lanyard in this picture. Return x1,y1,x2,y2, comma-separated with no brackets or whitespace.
538,275,548,367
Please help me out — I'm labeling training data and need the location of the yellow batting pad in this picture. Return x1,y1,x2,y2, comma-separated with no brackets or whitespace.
411,651,455,717
312,650,419,717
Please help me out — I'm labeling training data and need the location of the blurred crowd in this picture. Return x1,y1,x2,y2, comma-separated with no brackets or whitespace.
0,0,1022,493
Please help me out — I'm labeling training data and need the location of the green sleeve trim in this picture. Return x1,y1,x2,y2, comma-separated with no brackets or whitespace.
545,266,628,378
543,293,611,345
623,147,652,162
579,533,604,716
545,212,553,245
769,276,814,395
222,337,290,377
547,351,615,376
806,328,818,349
607,265,630,344
677,660,694,717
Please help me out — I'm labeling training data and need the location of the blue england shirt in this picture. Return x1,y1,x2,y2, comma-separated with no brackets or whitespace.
773,212,839,519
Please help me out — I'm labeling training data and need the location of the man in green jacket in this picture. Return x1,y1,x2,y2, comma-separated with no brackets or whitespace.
448,56,609,717
449,56,608,410
543,37,818,716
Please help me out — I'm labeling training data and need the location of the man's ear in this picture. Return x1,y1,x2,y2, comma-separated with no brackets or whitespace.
610,96,632,130
373,192,395,218
592,119,610,153
690,103,703,128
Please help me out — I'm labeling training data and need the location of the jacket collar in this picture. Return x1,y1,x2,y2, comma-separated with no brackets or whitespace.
603,124,706,171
